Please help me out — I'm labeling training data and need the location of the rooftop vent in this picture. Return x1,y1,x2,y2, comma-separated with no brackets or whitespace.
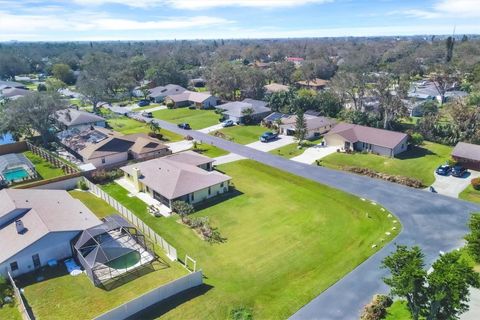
15,220,27,234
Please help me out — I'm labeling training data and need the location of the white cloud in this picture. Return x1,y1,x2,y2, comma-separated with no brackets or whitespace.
72,0,332,9
402,0,480,19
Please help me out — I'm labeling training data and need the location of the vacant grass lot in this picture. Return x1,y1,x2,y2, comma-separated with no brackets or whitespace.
320,142,452,186
152,108,221,130
69,190,118,218
23,151,64,180
106,116,183,142
459,185,480,204
102,160,399,319
213,125,266,145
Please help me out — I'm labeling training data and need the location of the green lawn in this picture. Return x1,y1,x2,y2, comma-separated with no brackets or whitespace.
385,301,411,320
459,184,480,204
102,160,400,319
192,143,229,158
106,116,183,142
69,190,118,219
19,263,186,320
0,304,22,320
213,125,266,145
152,108,222,130
101,182,149,216
23,151,65,180
269,138,323,159
320,142,452,186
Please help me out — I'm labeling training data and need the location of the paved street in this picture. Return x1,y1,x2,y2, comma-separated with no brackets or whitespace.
144,116,480,319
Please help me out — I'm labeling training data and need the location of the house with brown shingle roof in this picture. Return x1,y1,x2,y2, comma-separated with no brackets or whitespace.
296,78,329,91
324,123,408,157
452,142,480,170
0,189,101,277
120,151,231,209
278,114,336,140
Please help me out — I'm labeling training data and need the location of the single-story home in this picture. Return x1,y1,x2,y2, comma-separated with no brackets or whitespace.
324,123,409,157
0,80,26,90
165,90,217,109
296,78,329,91
262,112,290,127
0,189,101,277
264,83,290,94
285,57,304,67
148,84,187,103
452,142,480,170
56,108,106,130
120,151,231,209
279,115,336,140
0,87,31,100
217,99,271,124
58,127,171,168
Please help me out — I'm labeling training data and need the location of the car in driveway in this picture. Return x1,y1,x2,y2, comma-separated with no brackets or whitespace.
435,164,451,176
222,119,235,127
451,165,467,177
178,123,191,130
137,100,150,107
260,131,278,142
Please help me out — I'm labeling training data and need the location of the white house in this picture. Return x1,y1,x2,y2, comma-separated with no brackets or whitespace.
0,189,101,277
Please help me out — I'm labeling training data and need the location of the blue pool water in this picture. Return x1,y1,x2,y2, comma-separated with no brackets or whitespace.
0,133,15,145
3,168,30,182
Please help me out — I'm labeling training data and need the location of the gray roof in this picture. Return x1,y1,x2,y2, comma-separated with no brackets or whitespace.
327,123,407,149
166,90,213,104
0,189,101,263
56,109,105,127
1,87,31,99
217,99,270,118
148,84,187,99
0,80,26,90
452,142,480,162
120,151,230,199
280,115,336,131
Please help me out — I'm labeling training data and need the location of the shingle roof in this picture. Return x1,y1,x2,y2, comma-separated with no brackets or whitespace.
1,87,31,99
120,151,230,199
0,80,26,90
56,109,105,127
218,99,270,118
167,90,213,103
148,84,187,99
279,115,336,131
327,123,407,149
0,189,101,263
264,83,289,93
296,78,329,87
452,142,480,162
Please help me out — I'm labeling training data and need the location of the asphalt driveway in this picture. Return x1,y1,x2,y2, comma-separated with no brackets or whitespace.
140,116,480,319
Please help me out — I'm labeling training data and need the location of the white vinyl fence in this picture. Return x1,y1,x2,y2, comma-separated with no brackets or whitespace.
94,271,203,320
83,178,178,261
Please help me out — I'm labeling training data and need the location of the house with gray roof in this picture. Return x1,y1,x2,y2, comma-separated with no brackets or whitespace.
120,151,231,209
165,90,218,109
279,115,336,140
324,123,408,157
148,84,187,103
56,108,106,130
452,142,480,171
0,189,101,277
0,87,31,100
216,99,271,124
0,80,26,90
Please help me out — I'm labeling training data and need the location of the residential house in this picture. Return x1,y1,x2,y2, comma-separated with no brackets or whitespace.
120,151,231,209
262,112,290,127
296,78,329,91
58,127,171,168
0,80,26,90
217,99,271,124
56,109,106,130
278,114,336,140
0,189,101,277
285,57,304,67
148,84,187,103
264,83,290,94
165,91,217,109
0,87,31,100
189,78,206,88
324,123,408,157
452,142,480,171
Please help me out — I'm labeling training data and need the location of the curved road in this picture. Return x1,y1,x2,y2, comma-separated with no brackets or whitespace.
139,114,480,319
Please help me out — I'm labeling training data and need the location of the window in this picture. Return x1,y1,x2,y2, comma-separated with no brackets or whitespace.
191,193,195,201
32,254,41,269
220,182,224,188
10,261,18,271
101,158,106,164
208,187,211,195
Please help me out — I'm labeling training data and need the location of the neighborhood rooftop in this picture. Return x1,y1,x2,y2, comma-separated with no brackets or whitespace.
327,123,408,149
56,109,106,127
452,142,480,162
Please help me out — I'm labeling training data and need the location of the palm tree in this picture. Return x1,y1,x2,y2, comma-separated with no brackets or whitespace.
149,121,161,136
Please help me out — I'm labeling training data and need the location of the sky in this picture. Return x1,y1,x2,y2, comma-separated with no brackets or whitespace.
1,0,480,41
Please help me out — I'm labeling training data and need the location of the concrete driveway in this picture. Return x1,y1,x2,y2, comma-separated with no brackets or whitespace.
291,145,338,164
461,288,480,320
246,135,295,152
198,123,225,134
430,170,480,198
165,140,193,153
213,153,246,165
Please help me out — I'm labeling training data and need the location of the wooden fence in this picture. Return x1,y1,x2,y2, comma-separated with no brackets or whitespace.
7,272,33,320
26,142,78,175
83,178,178,261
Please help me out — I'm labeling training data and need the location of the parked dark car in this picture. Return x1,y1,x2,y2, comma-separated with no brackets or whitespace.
137,100,150,107
178,123,191,130
260,131,278,142
435,164,451,176
142,112,153,118
451,165,467,177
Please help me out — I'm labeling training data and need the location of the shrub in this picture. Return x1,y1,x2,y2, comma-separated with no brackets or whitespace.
172,201,195,216
77,179,89,191
410,133,424,146
471,178,480,190
229,307,253,320
360,294,392,320
166,101,175,109
91,169,123,184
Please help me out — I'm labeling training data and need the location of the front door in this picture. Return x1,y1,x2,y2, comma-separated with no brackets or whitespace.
32,254,41,269
344,141,351,150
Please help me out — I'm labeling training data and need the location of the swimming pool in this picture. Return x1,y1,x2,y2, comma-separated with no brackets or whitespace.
3,168,30,182
106,251,141,270
0,133,15,145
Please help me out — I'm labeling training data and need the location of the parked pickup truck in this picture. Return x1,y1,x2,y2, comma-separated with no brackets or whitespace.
260,131,278,142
